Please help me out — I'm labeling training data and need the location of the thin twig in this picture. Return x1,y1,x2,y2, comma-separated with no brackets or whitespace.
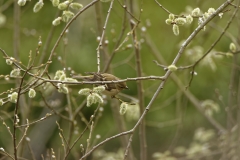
0,150,15,160
40,93,71,121
116,0,140,22
64,106,100,160
56,121,70,151
16,112,52,128
123,134,133,160
96,0,114,72
17,119,29,148
80,130,134,160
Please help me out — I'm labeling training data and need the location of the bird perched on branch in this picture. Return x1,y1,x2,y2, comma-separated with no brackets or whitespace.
73,72,128,97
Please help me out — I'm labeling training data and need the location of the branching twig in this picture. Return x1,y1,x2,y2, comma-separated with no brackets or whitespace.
16,113,52,128
178,3,239,88
13,66,32,160
16,119,29,148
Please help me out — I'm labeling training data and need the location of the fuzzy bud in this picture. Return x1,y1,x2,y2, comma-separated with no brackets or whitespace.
38,41,42,47
57,83,68,94
58,1,69,10
172,24,179,36
78,88,91,96
165,19,172,25
93,86,105,93
175,18,186,26
168,64,178,72
185,15,193,24
25,137,30,142
6,59,13,65
58,85,69,94
0,99,3,106
52,0,59,7
52,17,62,26
59,74,66,81
8,92,18,103
93,93,103,104
0,13,6,27
62,10,74,22
120,102,128,115
33,0,44,13
207,8,215,15
18,0,27,6
192,8,200,17
203,12,210,20
54,70,65,80
87,94,94,107
169,14,175,20
218,13,223,19
86,93,103,107
10,68,20,77
28,88,36,98
69,3,83,10
229,43,236,52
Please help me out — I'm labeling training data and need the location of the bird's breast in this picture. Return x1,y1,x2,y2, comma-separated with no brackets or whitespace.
103,89,120,96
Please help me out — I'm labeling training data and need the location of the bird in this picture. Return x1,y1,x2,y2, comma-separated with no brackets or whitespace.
73,72,128,97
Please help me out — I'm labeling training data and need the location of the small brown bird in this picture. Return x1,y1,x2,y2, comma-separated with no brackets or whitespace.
73,72,128,97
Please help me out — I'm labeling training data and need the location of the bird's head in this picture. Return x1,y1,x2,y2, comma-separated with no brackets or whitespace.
116,82,128,91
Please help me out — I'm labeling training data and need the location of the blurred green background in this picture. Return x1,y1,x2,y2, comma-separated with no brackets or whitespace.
0,0,239,159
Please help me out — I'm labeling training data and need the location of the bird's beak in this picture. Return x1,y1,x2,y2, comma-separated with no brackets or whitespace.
125,86,129,89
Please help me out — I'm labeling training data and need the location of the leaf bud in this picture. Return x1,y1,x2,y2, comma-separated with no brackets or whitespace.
52,17,62,26
52,0,59,7
175,18,186,26
28,88,36,98
172,24,179,36
69,3,83,10
18,0,27,6
119,102,128,115
8,92,18,103
192,8,200,17
10,68,21,77
167,64,178,72
33,0,44,13
229,43,236,52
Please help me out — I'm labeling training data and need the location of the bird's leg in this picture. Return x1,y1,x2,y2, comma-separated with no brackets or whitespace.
112,96,137,106
112,96,124,103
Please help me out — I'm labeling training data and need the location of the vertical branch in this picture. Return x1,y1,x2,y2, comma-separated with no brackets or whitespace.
129,2,147,160
96,0,114,72
227,55,238,129
237,76,240,159
94,1,110,69
13,0,20,59
13,67,32,160
123,134,133,160
66,93,74,147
